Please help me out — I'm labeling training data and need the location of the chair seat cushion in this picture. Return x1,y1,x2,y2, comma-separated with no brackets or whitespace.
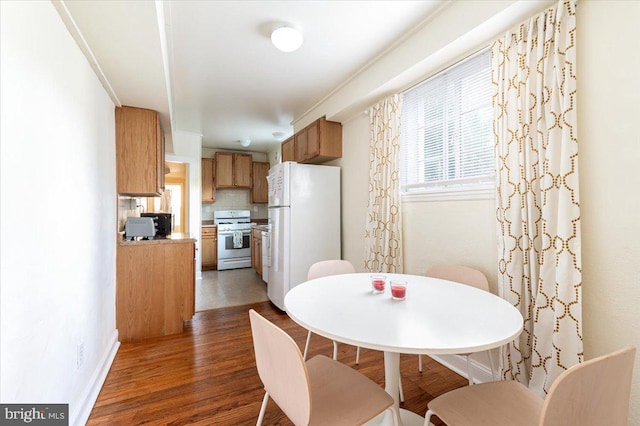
429,380,543,426
306,355,393,426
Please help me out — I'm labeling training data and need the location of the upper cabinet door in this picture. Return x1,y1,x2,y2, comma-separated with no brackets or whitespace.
305,120,320,158
215,152,252,189
251,162,270,203
157,117,165,193
281,137,295,162
233,153,253,188
295,130,308,162
116,106,164,196
215,152,234,188
202,158,215,202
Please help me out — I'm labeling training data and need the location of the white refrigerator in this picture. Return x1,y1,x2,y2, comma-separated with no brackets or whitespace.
267,162,341,310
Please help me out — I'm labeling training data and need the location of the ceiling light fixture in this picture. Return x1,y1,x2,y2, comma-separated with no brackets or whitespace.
271,25,303,53
239,139,251,147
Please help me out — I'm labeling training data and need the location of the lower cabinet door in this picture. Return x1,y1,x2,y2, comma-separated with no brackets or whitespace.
202,236,217,270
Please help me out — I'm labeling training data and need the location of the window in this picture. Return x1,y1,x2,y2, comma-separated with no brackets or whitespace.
400,49,494,200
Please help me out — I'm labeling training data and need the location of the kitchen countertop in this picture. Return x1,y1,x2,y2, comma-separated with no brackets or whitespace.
251,224,269,231
119,232,196,246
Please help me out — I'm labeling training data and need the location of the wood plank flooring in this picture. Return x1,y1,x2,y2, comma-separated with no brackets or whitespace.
88,301,466,425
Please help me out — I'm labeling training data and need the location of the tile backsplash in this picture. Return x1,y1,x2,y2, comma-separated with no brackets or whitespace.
201,189,267,221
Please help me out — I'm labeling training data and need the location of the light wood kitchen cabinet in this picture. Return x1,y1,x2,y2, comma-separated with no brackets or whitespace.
116,106,165,196
117,240,195,342
291,117,342,164
215,152,253,189
235,154,253,187
281,137,295,162
251,162,270,204
202,158,216,203
251,228,262,276
201,226,217,270
215,152,233,187
294,129,308,162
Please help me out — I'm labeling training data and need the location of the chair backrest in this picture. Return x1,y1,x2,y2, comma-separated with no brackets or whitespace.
307,259,356,280
541,346,636,426
248,309,311,425
425,264,489,292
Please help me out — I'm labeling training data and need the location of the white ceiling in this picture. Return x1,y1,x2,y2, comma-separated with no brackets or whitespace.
62,1,445,153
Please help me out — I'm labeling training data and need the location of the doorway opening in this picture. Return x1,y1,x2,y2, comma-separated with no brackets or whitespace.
141,161,188,233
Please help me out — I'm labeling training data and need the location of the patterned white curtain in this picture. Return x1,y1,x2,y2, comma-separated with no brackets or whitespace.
492,0,582,397
364,95,403,273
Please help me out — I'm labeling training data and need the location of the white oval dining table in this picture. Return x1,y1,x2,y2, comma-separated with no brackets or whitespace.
284,273,524,426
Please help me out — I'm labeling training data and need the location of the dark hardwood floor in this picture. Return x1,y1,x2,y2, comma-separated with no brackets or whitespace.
88,301,466,425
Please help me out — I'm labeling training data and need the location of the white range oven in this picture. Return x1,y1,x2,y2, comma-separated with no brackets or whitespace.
214,210,254,270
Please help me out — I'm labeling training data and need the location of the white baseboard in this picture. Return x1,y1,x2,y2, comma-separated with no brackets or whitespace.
71,330,120,426
428,351,496,384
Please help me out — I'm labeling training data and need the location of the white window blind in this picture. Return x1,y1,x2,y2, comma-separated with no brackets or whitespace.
400,49,493,197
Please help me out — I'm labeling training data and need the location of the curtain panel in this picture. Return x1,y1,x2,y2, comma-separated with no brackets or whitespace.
364,95,404,273
492,0,582,396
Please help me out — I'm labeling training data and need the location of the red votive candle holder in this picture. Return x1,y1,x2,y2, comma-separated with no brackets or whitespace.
370,275,386,294
390,280,408,300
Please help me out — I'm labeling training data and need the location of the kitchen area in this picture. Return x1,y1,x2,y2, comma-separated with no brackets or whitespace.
114,109,273,341
198,150,271,311
198,117,343,312
116,109,344,331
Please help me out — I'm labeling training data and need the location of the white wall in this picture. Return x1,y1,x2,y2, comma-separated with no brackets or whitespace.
326,114,369,271
334,1,640,423
402,199,497,283
169,131,202,276
0,2,118,425
298,0,555,129
577,2,640,423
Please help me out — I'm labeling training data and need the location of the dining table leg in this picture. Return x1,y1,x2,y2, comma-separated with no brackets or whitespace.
383,351,402,425
379,351,426,426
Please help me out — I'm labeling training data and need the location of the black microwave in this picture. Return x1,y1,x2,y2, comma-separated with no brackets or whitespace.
141,213,172,237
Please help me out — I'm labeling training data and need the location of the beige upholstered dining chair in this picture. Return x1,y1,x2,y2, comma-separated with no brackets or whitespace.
424,346,636,426
249,309,398,426
303,260,357,362
421,264,496,385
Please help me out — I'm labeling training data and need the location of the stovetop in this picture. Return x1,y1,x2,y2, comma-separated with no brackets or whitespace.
217,223,254,232
213,210,253,232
